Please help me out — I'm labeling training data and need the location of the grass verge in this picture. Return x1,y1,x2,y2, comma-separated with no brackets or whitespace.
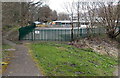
2,44,15,73
27,42,118,76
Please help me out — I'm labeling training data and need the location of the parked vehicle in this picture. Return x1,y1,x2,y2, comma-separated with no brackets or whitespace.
34,21,47,27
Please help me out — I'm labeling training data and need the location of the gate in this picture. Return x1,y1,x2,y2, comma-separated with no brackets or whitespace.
19,23,36,40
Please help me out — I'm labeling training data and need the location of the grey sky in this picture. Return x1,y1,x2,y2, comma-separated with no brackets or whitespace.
33,0,118,13
49,0,72,13
49,0,118,13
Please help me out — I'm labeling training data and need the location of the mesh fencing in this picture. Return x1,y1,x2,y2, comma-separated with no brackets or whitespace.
20,27,106,41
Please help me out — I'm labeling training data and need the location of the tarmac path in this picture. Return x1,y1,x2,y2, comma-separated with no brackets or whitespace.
3,40,41,76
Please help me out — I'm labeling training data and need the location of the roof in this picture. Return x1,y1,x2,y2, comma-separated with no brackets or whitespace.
34,21,42,24
53,20,71,23
53,20,90,23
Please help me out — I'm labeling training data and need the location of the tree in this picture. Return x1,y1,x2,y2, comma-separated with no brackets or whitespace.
2,2,21,26
57,12,69,20
2,1,57,28
96,1,120,39
38,5,52,22
80,1,120,39
83,2,98,37
2,1,44,28
50,10,58,21
64,1,76,41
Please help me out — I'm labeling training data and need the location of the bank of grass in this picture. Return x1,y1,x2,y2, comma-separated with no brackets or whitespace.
2,44,14,57
27,42,118,76
2,44,12,50
3,25,19,33
2,44,15,73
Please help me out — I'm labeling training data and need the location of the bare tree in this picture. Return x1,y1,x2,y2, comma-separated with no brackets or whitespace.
38,5,52,22
64,1,75,41
76,1,80,39
2,2,21,26
96,1,120,39
2,1,43,27
29,0,43,22
50,10,58,21
57,12,69,20
80,1,120,39
84,2,98,37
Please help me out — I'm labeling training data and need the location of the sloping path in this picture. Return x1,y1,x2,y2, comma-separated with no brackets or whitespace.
2,27,41,76
3,40,41,76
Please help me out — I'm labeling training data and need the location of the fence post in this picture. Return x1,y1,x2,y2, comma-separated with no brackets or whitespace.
45,29,46,41
19,29,21,40
46,29,48,41
61,29,62,41
34,29,35,40
31,31,33,41
65,29,66,41
79,28,82,38
55,29,56,41
71,28,74,41
57,29,59,41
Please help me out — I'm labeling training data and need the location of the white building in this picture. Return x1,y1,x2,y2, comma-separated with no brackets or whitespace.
52,20,90,28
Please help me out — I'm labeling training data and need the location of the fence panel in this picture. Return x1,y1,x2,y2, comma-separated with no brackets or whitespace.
19,27,106,41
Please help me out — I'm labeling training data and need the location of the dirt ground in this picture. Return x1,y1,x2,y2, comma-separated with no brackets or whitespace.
70,37,119,76
71,37,119,58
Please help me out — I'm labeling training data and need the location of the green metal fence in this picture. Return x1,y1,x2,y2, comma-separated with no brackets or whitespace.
19,23,36,40
19,27,105,41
